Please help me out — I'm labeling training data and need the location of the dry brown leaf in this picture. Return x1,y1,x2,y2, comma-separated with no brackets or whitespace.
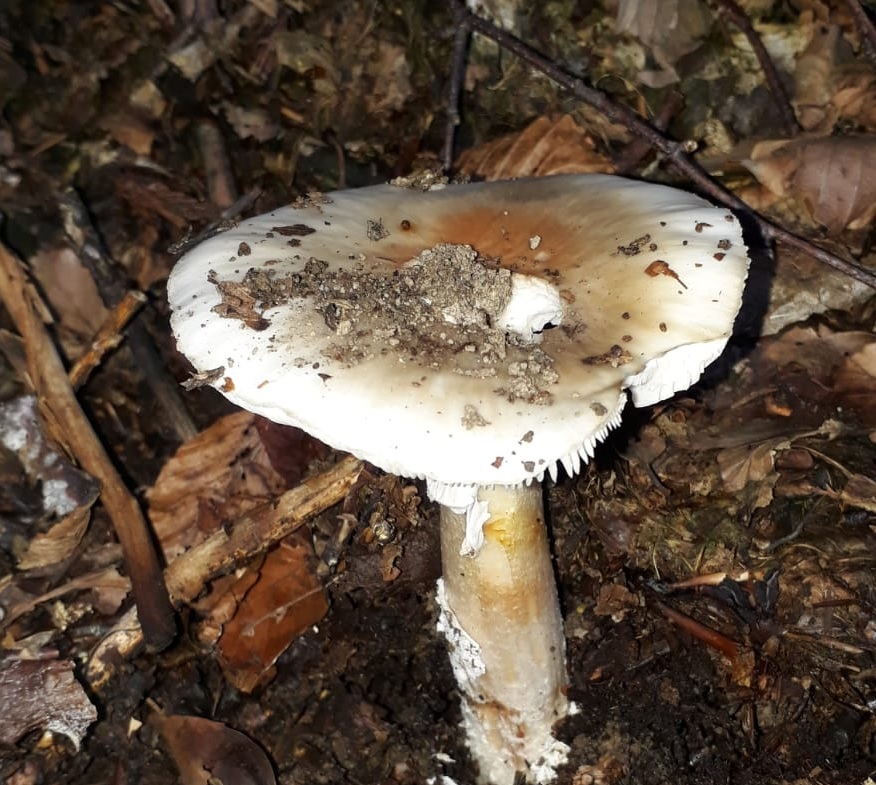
456,115,614,181
152,713,276,785
716,438,789,509
793,23,845,132
209,532,328,693
363,43,412,116
16,503,92,571
29,248,108,357
744,135,876,234
0,659,97,749
147,412,287,561
221,104,280,142
594,583,640,622
99,112,155,156
833,342,876,427
0,567,131,633
758,326,876,425
832,473,876,514
379,541,403,582
832,66,876,131
760,325,873,378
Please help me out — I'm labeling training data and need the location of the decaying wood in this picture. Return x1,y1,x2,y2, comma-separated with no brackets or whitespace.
68,289,147,390
166,454,363,603
0,659,97,749
0,242,176,650
194,119,238,209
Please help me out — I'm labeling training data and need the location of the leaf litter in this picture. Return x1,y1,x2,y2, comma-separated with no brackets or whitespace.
0,1,876,784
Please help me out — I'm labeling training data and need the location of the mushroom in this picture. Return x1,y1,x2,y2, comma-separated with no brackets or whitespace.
167,174,750,784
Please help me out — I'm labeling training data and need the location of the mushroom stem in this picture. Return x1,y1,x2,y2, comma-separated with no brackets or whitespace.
437,483,570,785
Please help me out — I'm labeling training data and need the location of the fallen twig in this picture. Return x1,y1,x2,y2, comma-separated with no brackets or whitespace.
449,0,876,290
0,242,176,650
655,600,740,659
614,90,684,174
166,454,363,603
707,0,798,135
194,119,238,209
85,455,362,687
68,290,147,390
167,188,262,256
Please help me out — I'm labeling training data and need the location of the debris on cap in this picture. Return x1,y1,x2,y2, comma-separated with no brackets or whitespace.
168,175,749,489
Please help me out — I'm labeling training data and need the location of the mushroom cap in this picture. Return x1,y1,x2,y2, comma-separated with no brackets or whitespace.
168,175,749,487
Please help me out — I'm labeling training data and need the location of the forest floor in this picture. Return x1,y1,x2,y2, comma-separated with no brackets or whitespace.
2,1,876,784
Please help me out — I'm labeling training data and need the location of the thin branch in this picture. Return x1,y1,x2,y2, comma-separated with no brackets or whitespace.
707,0,799,135
0,242,176,650
69,290,147,390
194,119,238,209
449,0,876,290
614,90,684,173
444,7,472,172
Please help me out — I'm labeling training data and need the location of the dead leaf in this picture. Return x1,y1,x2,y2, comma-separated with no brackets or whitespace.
207,532,328,693
379,541,403,582
152,713,276,785
28,248,108,357
0,659,97,749
793,23,846,132
221,104,280,142
99,112,155,156
456,115,614,181
744,136,876,234
0,567,131,633
147,412,287,561
594,583,640,622
16,503,92,571
835,473,876,513
832,65,876,131
363,44,412,116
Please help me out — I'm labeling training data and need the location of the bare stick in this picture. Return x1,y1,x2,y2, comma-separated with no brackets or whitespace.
168,188,262,256
85,455,362,687
69,290,147,390
450,0,876,290
707,0,798,135
166,454,363,602
194,119,238,209
443,6,472,172
0,242,176,650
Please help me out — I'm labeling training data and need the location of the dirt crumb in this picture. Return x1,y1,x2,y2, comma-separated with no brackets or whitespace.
214,243,560,404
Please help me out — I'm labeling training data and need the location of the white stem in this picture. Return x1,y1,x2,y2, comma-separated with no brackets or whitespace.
436,484,570,785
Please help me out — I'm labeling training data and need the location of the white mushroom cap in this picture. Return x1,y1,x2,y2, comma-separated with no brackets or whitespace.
168,174,749,488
